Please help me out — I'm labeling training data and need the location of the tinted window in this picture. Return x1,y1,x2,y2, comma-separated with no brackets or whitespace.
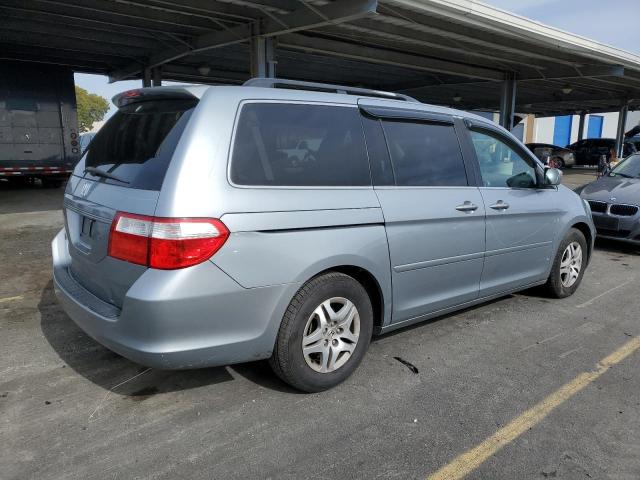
470,130,537,188
623,142,637,156
381,120,467,186
230,103,370,186
85,99,197,190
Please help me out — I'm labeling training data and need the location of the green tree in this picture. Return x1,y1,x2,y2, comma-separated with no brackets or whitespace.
75,86,109,133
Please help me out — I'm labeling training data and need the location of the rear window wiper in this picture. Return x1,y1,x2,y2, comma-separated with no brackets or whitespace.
84,166,130,184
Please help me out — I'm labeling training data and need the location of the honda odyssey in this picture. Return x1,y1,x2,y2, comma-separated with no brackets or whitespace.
52,78,595,392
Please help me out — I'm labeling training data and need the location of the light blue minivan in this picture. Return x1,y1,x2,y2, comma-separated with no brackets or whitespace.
52,79,594,391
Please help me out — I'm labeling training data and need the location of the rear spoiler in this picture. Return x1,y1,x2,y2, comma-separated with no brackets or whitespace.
112,87,200,108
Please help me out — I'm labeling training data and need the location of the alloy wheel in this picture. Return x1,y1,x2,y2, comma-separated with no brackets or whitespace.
302,297,360,373
560,241,583,287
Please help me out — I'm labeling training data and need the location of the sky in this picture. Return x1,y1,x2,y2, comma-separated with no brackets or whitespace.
75,0,640,119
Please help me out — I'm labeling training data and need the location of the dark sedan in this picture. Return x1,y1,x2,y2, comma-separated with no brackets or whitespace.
578,153,640,244
567,138,636,166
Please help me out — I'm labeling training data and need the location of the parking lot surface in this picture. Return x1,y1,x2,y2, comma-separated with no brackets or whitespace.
1,173,639,480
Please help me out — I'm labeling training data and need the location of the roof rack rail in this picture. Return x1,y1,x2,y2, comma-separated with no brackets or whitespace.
243,77,419,103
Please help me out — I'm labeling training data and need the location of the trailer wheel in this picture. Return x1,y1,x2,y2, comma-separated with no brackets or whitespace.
41,178,63,188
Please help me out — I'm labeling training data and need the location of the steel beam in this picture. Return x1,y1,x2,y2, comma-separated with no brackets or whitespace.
2,16,160,49
0,0,212,35
615,102,629,158
325,21,546,70
161,64,248,83
278,33,504,81
152,67,162,86
378,2,587,67
499,72,517,130
143,68,152,87
250,33,276,78
577,111,587,141
109,0,378,82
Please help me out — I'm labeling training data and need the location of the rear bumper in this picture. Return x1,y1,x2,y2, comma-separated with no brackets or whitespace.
51,229,299,369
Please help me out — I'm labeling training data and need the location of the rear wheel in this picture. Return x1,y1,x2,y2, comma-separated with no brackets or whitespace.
41,178,63,188
6,176,31,187
553,156,565,169
544,228,587,298
269,272,373,392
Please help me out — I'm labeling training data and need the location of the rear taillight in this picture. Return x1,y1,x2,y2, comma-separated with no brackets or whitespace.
108,212,229,270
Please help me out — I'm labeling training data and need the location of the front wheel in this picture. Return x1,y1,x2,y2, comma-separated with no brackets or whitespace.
544,228,587,298
269,272,373,392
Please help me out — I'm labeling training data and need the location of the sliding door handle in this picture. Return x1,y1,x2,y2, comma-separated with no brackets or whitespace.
489,201,510,210
455,201,478,213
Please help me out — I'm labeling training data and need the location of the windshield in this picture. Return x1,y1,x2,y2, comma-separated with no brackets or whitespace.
609,154,640,178
84,98,198,190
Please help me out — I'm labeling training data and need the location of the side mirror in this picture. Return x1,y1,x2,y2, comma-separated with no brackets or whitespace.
544,167,562,186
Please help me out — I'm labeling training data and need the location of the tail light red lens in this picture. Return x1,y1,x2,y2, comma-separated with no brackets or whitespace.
108,212,229,269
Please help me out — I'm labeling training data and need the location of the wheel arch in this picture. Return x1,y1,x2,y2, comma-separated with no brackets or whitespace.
571,221,593,263
309,265,387,332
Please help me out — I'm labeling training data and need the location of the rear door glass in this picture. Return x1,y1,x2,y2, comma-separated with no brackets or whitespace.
380,120,468,186
84,98,197,190
230,103,371,187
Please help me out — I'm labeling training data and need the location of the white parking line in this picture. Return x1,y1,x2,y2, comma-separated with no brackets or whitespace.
576,280,632,308
88,368,151,421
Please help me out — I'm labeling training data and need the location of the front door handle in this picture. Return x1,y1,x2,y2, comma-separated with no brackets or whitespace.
455,201,478,213
489,201,510,210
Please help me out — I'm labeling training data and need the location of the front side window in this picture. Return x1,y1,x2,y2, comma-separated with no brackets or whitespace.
230,103,370,187
470,130,538,188
381,120,467,186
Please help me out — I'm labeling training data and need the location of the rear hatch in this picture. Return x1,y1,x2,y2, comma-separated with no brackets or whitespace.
63,92,198,308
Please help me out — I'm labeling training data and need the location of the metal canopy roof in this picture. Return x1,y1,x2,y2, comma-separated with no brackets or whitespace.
2,0,640,116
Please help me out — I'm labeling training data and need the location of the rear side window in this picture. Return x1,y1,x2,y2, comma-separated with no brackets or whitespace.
230,103,370,187
381,120,467,186
85,98,197,190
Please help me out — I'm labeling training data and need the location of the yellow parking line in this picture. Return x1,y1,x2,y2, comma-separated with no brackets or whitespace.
0,295,23,304
426,336,640,480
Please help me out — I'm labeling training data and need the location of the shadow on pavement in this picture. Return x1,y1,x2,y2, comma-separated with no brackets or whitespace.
38,279,301,396
0,178,66,215
38,280,233,396
594,238,640,256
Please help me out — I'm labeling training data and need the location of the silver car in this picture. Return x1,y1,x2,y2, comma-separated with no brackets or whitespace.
578,153,640,244
526,143,576,168
52,79,594,392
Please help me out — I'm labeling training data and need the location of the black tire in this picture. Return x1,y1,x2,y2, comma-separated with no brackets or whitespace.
269,272,373,392
41,178,63,188
544,228,587,298
7,176,31,187
554,157,565,169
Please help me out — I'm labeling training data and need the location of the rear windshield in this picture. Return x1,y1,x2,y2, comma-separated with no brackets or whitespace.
84,98,197,190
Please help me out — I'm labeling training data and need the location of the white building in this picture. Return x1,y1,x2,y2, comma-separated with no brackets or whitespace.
529,111,640,145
